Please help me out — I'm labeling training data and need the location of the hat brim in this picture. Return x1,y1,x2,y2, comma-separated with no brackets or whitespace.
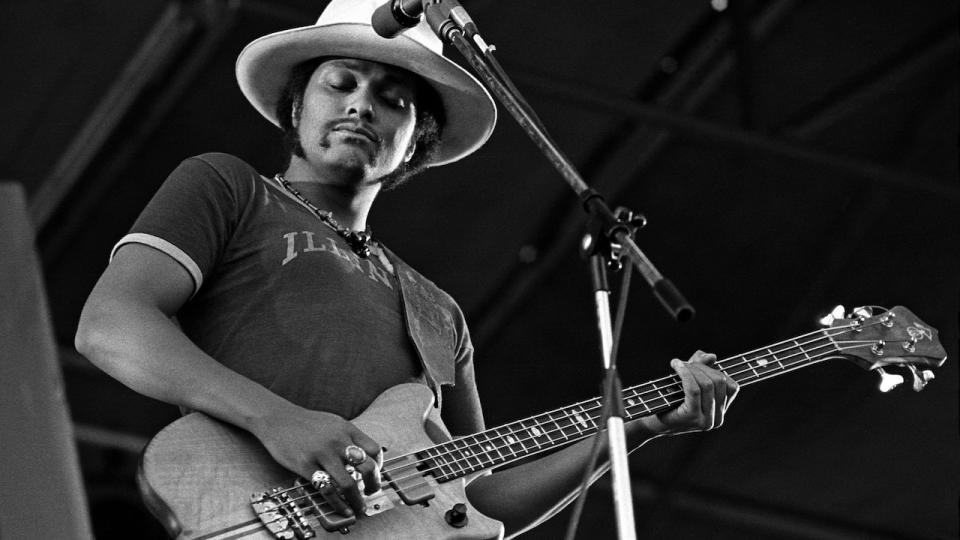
236,23,497,167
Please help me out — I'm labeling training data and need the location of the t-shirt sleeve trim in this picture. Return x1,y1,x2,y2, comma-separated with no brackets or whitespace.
110,233,204,294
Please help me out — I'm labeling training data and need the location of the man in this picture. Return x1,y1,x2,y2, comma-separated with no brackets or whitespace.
75,0,738,536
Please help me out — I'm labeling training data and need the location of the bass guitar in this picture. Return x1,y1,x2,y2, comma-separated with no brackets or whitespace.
138,305,946,539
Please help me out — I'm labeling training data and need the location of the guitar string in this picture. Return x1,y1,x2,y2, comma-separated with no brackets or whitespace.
405,334,855,478
369,323,862,475
258,325,882,524
259,324,865,517
265,338,878,526
351,336,859,489
383,322,862,471
258,322,869,513
382,321,879,467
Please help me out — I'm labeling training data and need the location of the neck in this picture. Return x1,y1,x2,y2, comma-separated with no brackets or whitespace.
407,324,851,483
283,158,381,231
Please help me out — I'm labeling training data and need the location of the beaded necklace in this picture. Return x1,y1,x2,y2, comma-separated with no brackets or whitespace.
275,174,373,258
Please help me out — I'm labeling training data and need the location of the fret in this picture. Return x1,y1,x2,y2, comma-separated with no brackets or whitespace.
501,424,528,456
476,431,502,465
540,412,564,445
471,433,496,468
665,379,683,408
822,329,843,353
426,447,455,480
766,347,788,371
552,410,578,440
466,438,486,474
457,436,484,472
530,415,556,446
590,400,604,425
437,447,458,479
564,408,584,436
745,351,778,378
623,389,649,418
739,354,760,379
517,420,541,450
576,404,598,431
488,430,509,463
488,427,510,460
547,412,570,442
494,427,517,460
543,411,565,439
794,339,813,362
445,440,468,476
640,381,670,411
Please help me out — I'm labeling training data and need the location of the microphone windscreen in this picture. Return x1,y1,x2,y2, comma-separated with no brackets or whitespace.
371,1,401,38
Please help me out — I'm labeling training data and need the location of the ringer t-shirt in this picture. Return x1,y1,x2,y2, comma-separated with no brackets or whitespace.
113,153,428,421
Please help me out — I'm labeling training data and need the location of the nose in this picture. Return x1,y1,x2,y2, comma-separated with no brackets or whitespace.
346,88,376,121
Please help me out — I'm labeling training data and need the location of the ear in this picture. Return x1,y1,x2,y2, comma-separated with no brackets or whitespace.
291,97,302,128
403,141,417,163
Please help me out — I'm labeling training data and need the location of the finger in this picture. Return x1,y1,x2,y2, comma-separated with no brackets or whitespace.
701,365,728,427
314,469,353,517
348,428,383,462
349,453,382,495
344,429,383,495
319,456,364,515
332,465,365,515
689,350,717,366
725,374,740,407
671,358,700,419
345,432,382,495
690,351,727,424
685,362,717,428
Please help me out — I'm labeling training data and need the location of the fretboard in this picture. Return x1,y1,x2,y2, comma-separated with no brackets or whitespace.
417,325,850,482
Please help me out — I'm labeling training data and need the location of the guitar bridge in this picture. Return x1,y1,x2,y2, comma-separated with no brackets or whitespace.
251,483,319,539
252,478,361,537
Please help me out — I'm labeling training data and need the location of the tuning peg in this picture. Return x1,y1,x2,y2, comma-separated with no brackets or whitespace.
875,367,904,393
907,365,935,392
819,305,846,327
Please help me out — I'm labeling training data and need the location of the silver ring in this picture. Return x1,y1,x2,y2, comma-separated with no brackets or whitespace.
311,469,332,490
344,445,367,466
344,464,362,482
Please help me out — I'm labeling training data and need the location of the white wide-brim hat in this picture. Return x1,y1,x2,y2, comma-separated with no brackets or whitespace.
236,0,497,167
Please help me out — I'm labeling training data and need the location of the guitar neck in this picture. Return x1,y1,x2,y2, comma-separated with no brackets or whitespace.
416,324,852,482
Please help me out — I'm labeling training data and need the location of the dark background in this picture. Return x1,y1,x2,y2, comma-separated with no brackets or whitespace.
3,0,957,538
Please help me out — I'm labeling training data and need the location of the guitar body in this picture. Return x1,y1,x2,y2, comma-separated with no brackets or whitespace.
138,383,504,540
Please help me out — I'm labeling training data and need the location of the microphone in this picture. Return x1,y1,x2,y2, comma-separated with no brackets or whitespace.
372,0,424,39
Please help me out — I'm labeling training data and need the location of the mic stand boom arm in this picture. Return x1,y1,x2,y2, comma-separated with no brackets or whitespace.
425,2,694,321
424,3,694,539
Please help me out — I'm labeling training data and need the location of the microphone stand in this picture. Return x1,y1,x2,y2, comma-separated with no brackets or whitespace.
423,2,695,538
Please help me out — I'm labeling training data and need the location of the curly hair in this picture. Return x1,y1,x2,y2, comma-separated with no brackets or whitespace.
275,58,445,190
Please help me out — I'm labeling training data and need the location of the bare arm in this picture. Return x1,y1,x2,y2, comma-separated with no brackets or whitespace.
75,244,382,515
465,352,738,537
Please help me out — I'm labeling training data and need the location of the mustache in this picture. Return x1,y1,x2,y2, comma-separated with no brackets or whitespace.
327,120,382,146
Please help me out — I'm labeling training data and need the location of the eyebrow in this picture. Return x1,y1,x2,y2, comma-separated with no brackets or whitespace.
325,58,416,90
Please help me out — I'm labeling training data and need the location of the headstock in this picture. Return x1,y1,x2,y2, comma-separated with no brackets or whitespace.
825,306,947,392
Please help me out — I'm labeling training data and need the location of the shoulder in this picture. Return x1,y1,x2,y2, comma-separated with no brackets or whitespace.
165,153,270,203
181,152,262,179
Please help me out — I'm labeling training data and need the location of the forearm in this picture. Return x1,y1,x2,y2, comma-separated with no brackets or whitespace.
75,291,293,437
466,416,662,537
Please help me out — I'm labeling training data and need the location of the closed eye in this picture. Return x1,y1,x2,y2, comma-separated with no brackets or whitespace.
324,71,356,91
382,94,409,110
